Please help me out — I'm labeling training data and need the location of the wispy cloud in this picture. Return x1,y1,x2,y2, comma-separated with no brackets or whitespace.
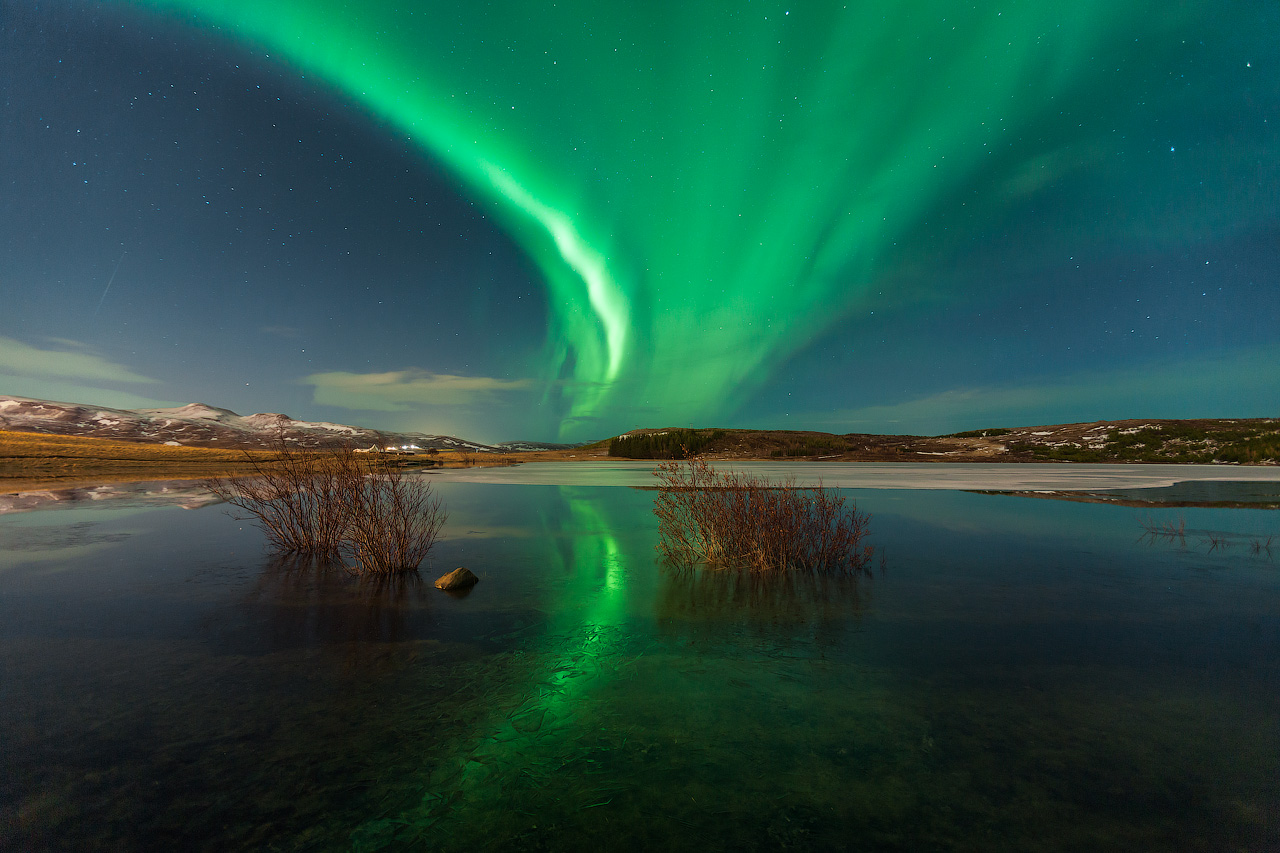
0,378,178,410
303,368,533,411
43,337,95,351
0,336,158,384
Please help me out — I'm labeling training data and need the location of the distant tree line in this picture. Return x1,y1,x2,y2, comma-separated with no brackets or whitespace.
609,429,725,459
946,428,1012,438
769,437,846,457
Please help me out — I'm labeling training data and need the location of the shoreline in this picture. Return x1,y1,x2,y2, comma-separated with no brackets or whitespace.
4,428,1278,495
0,429,521,489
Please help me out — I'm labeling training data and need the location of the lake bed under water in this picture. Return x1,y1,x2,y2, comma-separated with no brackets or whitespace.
1,464,1278,851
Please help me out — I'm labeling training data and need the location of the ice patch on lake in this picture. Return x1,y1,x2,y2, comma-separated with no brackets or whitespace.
423,461,1280,491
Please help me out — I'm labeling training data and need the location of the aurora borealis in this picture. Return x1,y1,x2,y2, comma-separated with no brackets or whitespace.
4,1,1278,440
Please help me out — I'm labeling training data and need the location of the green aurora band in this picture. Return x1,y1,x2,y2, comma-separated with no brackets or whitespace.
126,1,1259,438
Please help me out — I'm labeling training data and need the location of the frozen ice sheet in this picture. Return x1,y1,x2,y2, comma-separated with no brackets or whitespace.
424,461,1280,491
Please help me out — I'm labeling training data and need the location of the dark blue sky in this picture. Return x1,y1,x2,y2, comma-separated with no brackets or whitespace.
3,1,1277,441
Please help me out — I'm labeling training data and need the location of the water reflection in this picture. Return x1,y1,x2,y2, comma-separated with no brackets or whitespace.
0,480,219,514
0,519,133,554
345,485,649,849
6,479,1278,851
658,565,868,648
219,556,433,662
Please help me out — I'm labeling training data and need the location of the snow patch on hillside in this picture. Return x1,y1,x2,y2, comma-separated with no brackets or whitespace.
0,394,500,452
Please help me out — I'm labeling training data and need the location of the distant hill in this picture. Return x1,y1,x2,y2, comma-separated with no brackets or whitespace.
0,395,498,453
493,440,584,452
604,419,1280,464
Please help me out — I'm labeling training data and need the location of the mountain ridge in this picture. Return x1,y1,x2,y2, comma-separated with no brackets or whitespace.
0,395,498,452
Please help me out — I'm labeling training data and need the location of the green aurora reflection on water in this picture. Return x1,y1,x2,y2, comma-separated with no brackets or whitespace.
125,0,1272,438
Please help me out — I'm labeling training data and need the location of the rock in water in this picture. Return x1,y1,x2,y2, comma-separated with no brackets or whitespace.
434,567,479,590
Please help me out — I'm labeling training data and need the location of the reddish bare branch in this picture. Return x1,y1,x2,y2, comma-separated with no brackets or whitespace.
652,459,873,574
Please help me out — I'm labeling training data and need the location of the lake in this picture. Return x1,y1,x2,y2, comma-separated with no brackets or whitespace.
2,464,1278,851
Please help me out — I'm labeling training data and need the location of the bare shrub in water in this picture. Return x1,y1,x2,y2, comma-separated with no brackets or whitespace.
204,436,445,572
203,437,353,557
652,458,873,573
340,462,447,573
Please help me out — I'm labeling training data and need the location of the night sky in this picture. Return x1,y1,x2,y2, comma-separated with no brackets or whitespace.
4,1,1277,442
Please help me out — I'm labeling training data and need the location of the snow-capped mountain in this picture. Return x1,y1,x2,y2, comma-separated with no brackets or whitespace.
0,395,500,452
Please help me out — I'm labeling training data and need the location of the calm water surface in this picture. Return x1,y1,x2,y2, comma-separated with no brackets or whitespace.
1,467,1278,851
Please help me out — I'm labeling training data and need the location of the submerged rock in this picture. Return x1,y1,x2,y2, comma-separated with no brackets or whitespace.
434,567,479,590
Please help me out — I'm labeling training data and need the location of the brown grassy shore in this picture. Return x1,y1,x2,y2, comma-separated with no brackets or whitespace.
0,429,284,488
0,431,523,492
